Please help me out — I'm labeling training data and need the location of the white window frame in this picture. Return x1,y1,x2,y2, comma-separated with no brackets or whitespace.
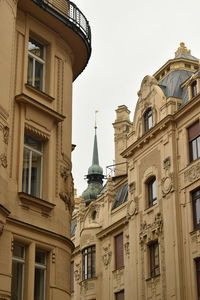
28,38,46,91
23,136,43,198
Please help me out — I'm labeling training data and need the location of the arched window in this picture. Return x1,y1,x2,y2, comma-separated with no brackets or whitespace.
147,176,157,207
144,108,153,132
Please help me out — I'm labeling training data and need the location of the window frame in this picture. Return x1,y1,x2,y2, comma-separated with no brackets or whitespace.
27,37,46,92
144,107,153,132
22,134,43,198
11,242,26,300
191,80,197,98
147,176,157,208
192,188,200,230
195,258,200,300
34,249,47,300
148,241,160,278
82,245,96,280
114,232,124,270
188,121,200,162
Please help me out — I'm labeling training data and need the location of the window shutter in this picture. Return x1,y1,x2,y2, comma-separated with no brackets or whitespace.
188,121,200,141
115,233,124,269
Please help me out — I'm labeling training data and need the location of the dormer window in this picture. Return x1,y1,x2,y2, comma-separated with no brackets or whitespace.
191,80,197,98
144,108,153,132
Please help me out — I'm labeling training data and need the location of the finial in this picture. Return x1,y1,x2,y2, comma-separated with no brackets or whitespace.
94,110,99,133
175,42,191,57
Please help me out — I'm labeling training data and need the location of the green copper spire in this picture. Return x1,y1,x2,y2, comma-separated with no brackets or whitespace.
82,113,104,206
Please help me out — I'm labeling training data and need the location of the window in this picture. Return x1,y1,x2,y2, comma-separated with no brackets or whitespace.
22,135,43,198
188,121,200,162
144,108,153,132
192,188,200,230
82,245,96,280
70,261,74,293
11,243,25,300
149,241,160,277
191,80,197,98
196,258,200,300
147,177,157,207
115,290,124,300
28,37,45,91
112,184,128,210
115,233,124,269
34,250,46,300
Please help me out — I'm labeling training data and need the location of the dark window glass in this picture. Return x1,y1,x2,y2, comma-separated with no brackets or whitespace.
115,290,124,300
115,233,124,269
34,250,46,300
149,241,160,277
112,184,128,210
70,261,74,293
188,121,200,162
192,188,200,230
148,177,157,207
82,246,96,280
144,108,153,132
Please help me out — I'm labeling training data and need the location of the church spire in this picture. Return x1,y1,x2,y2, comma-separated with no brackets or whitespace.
82,112,104,206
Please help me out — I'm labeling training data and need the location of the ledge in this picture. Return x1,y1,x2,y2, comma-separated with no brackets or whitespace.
18,192,55,216
15,93,65,123
96,216,128,239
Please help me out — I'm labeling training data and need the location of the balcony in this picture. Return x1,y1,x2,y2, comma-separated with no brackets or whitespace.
18,0,92,79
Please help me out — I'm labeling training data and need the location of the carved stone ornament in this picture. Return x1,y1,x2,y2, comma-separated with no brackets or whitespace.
0,125,9,144
184,162,200,185
102,244,112,267
163,157,171,170
74,262,81,281
0,153,7,168
161,173,174,196
59,191,72,212
80,280,88,295
140,212,163,244
126,197,138,218
124,241,130,257
60,165,69,181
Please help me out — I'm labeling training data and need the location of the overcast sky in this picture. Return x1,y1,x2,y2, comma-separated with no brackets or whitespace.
72,0,200,195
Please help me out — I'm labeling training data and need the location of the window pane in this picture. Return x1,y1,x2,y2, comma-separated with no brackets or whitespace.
192,140,198,160
29,38,44,59
22,148,30,194
34,268,45,300
13,244,25,258
152,179,157,203
24,136,42,151
27,56,33,85
197,136,200,158
11,261,24,300
31,151,42,198
34,61,43,90
194,197,200,227
35,250,46,265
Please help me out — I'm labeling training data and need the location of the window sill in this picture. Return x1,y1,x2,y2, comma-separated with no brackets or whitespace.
112,266,125,273
25,83,55,102
80,276,97,283
146,273,160,281
144,203,158,214
18,192,55,216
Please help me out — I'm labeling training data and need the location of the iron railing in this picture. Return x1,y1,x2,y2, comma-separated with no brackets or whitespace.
36,0,91,44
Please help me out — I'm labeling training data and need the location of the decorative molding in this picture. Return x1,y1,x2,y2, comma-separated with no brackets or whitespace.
25,123,50,140
126,197,138,218
140,212,163,244
52,251,56,264
74,261,81,281
102,244,112,268
184,161,200,185
161,173,174,196
163,157,171,170
60,165,70,181
0,221,4,236
124,234,130,257
0,153,7,168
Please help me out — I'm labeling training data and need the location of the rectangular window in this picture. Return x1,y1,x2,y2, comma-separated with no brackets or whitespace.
115,233,124,270
82,245,96,280
28,37,45,91
149,241,160,277
22,135,43,198
192,188,200,230
188,121,200,162
115,290,124,300
70,261,74,293
34,250,46,300
11,243,25,300
148,177,157,207
196,258,200,300
191,81,197,98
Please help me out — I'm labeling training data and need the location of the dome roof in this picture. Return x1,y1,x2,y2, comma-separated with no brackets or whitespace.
88,163,103,175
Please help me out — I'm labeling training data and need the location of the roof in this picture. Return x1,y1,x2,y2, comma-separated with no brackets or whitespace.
112,183,128,210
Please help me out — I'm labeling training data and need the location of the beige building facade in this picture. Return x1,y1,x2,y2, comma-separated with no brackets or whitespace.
0,0,91,299
72,43,200,300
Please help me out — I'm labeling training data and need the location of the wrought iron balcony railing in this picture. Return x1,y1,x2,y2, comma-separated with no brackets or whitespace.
33,0,91,45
